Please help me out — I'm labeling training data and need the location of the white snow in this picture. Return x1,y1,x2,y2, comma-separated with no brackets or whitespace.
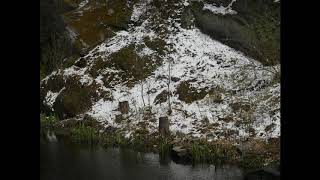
78,0,89,9
130,0,153,22
44,88,65,110
203,0,238,15
80,74,93,85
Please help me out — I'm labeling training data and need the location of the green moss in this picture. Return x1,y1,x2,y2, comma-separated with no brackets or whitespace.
40,113,59,129
63,55,80,68
62,87,91,117
109,44,162,85
40,68,46,81
188,139,239,164
53,76,100,119
63,0,131,50
88,57,110,77
144,36,167,56
71,122,101,144
176,81,208,103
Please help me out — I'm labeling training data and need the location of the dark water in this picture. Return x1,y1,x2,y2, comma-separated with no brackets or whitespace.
41,132,278,180
40,133,245,180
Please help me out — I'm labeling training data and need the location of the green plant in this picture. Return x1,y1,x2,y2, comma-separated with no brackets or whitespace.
159,137,171,160
40,113,58,129
71,122,101,144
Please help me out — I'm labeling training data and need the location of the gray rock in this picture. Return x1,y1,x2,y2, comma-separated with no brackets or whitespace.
172,146,187,157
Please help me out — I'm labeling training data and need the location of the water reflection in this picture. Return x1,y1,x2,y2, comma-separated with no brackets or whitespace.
40,137,244,180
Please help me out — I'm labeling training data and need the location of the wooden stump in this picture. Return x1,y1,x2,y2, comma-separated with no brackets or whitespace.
119,101,129,114
159,116,169,136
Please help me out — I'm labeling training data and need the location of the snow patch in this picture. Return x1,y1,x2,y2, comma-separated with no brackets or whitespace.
203,0,237,15
44,88,65,110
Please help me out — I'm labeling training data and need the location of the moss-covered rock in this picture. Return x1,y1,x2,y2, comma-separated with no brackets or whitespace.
109,44,162,84
143,36,167,56
52,75,103,119
189,0,280,65
63,55,81,68
63,0,132,51
88,57,110,78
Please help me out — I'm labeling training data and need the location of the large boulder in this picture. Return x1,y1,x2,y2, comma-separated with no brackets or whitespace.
187,0,280,65
41,71,109,120
63,0,133,52
53,76,101,119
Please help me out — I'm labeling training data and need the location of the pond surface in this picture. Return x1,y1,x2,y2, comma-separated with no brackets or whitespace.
40,134,245,180
41,131,280,180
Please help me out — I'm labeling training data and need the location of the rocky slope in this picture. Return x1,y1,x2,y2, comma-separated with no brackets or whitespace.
41,0,280,143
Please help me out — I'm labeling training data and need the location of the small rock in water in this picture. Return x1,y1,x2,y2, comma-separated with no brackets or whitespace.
172,146,187,157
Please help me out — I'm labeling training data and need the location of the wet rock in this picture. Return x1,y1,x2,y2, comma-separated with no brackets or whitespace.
172,146,187,157
52,77,100,119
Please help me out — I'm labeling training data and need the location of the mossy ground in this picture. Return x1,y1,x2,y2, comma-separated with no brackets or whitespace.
88,44,162,87
176,81,208,103
143,36,167,56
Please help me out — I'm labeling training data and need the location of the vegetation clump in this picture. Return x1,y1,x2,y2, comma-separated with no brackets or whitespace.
176,81,208,103
108,44,162,85
143,36,167,56
71,122,101,144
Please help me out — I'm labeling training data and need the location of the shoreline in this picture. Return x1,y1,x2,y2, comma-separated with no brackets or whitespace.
40,114,280,171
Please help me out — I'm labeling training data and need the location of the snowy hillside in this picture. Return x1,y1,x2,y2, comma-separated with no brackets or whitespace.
41,0,280,142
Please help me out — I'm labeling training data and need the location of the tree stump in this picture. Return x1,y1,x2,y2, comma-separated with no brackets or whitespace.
159,116,169,136
119,101,129,114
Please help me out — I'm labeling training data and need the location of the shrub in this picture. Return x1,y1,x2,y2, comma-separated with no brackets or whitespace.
71,122,101,144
